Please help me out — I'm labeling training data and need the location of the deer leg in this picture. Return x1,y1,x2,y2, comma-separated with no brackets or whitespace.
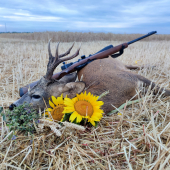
136,75,170,96
126,65,156,70
125,65,144,70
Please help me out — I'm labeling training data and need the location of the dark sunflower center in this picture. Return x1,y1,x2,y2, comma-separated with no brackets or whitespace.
51,104,64,121
74,101,93,117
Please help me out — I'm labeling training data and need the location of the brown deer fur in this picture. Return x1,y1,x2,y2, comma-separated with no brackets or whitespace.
78,57,170,113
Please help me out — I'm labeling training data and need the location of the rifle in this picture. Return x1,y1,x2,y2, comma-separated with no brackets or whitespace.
19,31,157,97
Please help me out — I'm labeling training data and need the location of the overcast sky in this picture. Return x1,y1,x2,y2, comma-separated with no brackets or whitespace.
0,0,170,34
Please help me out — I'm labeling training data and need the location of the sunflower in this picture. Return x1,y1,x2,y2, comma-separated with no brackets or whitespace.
45,94,65,121
63,91,104,126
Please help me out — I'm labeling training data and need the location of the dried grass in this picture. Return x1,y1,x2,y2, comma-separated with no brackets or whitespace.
1,31,170,42
0,34,170,169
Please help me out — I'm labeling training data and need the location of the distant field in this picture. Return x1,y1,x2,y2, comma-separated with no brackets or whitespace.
0,33,170,169
1,31,170,42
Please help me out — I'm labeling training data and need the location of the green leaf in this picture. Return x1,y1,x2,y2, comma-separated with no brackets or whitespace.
14,122,19,126
0,113,6,122
8,131,14,140
0,107,3,113
20,115,24,120
94,121,98,127
62,113,72,122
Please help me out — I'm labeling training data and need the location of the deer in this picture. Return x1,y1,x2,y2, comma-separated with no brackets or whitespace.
9,40,170,113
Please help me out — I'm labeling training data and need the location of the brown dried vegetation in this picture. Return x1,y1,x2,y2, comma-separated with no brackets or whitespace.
0,32,170,169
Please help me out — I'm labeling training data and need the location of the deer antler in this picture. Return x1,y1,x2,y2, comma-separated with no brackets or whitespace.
58,42,75,58
45,40,80,80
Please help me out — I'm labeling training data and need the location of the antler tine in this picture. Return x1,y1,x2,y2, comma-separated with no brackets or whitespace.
55,42,60,59
46,39,57,80
48,39,53,58
60,43,81,63
52,42,60,65
59,42,75,58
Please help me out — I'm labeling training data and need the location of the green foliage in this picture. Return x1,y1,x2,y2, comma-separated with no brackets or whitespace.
4,104,40,135
0,107,3,113
62,113,72,122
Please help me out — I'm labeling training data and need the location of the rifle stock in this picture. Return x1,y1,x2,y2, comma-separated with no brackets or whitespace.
19,31,157,97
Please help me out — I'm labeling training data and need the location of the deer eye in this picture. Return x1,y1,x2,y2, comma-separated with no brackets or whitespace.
32,95,41,99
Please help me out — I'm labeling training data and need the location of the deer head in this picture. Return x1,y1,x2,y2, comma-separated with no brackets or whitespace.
10,41,85,111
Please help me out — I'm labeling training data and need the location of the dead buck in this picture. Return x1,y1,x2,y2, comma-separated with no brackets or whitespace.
9,41,170,113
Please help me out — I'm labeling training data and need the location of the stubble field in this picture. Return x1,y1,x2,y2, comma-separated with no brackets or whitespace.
0,32,170,169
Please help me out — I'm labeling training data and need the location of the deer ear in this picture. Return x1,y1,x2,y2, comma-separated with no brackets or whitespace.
62,82,85,98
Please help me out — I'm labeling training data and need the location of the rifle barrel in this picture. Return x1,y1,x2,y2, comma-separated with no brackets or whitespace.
128,31,157,45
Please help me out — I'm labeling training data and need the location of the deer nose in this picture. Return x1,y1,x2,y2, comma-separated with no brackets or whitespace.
9,103,16,110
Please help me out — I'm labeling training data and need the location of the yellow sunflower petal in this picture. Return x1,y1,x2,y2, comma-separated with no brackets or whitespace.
63,107,75,113
77,92,83,101
93,107,104,114
45,108,53,112
85,93,97,105
86,92,92,99
51,96,58,106
69,111,79,122
96,101,104,106
49,100,55,108
91,111,102,118
76,113,83,123
56,96,64,105
44,112,49,116
51,95,64,106
72,97,78,104
95,96,99,100
64,98,74,106
90,116,100,122
88,118,96,126
58,98,64,105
